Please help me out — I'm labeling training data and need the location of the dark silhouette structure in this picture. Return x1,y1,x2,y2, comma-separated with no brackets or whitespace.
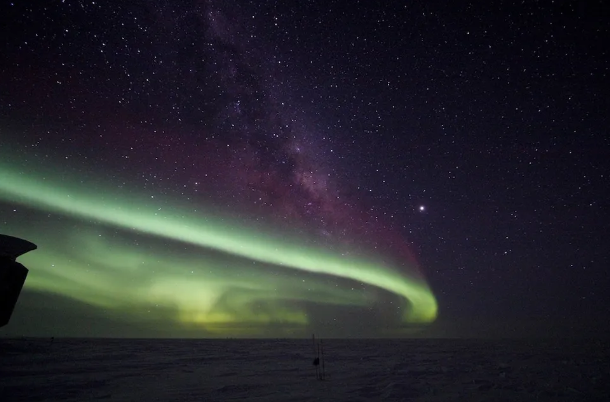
312,334,326,380
0,234,37,328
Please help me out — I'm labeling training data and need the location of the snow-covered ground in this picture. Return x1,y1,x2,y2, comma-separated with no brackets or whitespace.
1,338,608,401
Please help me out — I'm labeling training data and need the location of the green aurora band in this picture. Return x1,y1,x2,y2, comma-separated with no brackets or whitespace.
0,153,438,335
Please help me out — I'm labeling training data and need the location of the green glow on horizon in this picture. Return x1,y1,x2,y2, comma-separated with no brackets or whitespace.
0,153,438,334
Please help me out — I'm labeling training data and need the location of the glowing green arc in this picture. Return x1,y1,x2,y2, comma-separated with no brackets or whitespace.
0,165,438,323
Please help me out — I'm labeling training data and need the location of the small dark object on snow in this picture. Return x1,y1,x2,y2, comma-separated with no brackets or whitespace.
312,334,326,380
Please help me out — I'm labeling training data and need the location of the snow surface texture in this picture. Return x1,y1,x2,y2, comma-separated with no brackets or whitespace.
1,338,609,401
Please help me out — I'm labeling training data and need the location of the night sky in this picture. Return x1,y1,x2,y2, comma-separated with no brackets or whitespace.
1,1,608,338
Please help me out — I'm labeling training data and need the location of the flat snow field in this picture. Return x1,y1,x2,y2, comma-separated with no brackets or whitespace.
1,338,609,401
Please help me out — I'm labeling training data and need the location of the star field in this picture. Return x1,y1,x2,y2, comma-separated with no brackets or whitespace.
1,0,608,338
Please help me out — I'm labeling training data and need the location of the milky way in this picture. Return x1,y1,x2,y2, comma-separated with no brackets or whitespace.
0,1,436,337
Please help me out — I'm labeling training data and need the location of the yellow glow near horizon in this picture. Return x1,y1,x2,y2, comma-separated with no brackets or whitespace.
0,151,437,335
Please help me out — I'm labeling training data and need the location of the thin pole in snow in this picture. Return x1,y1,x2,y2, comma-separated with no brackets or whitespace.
312,333,320,379
312,333,326,380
